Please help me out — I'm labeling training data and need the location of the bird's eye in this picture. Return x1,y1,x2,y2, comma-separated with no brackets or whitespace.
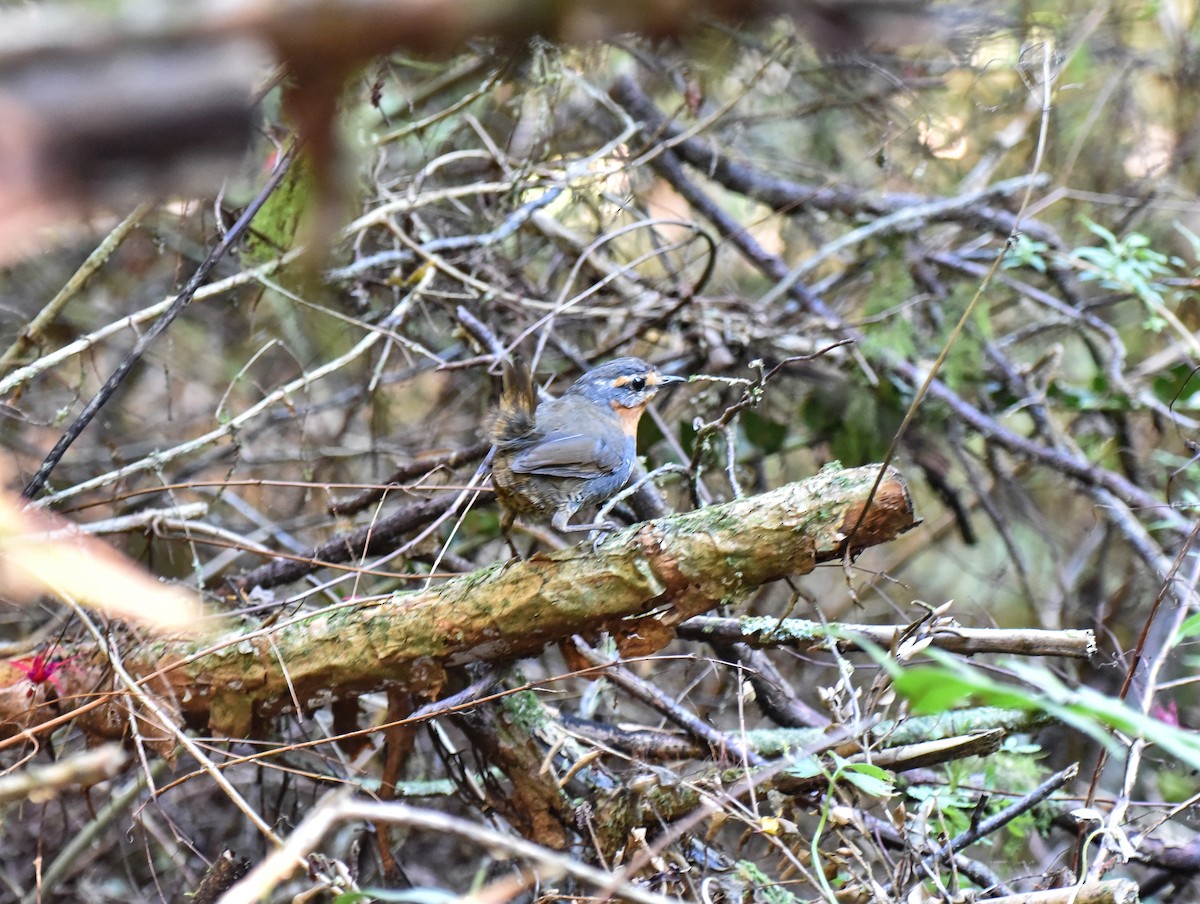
629,376,647,392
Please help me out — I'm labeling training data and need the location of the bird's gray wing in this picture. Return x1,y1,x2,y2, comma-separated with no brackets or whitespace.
509,431,625,478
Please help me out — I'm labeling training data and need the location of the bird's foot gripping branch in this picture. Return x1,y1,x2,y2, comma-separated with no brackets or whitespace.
0,464,915,744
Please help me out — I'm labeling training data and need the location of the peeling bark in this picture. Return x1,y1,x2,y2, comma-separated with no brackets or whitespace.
2,464,915,741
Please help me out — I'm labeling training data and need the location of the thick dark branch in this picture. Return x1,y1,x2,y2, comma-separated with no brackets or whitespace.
237,496,458,590
611,75,1061,245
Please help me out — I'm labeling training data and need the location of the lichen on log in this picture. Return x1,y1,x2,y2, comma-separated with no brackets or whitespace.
2,464,915,741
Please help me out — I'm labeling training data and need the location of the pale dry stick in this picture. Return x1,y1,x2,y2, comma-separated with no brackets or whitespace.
987,881,1139,904
3,171,503,397
407,148,499,190
529,212,652,306
957,70,1042,197
594,462,688,527
214,338,280,423
215,788,349,904
336,112,642,281
0,253,297,398
678,616,1097,659
0,201,155,372
252,271,439,360
418,481,488,594
1084,525,1200,883
377,223,582,315
368,305,400,395
217,792,685,904
121,668,159,805
267,632,305,726
530,206,718,323
347,494,392,603
344,186,567,285
542,216,704,315
623,32,798,174
191,483,328,587
29,502,208,537
570,637,766,767
374,67,504,145
35,280,438,507
405,147,504,215
64,601,285,846
341,178,514,234
1130,770,1200,855
188,518,285,586
757,172,1046,311
0,743,125,805
370,53,492,127
508,218,709,364
29,757,171,904
1087,735,1145,881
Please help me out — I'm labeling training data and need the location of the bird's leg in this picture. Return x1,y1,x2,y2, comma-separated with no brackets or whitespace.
500,509,524,559
552,509,617,552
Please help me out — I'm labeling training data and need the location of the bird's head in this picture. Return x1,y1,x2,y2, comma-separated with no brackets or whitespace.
566,357,687,434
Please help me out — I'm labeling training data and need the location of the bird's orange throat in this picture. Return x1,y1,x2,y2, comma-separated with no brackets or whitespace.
611,400,647,436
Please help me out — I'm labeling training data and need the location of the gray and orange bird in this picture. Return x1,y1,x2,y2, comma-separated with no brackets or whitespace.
487,357,685,536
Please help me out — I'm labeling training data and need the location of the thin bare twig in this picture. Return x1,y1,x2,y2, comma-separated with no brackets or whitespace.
23,147,297,500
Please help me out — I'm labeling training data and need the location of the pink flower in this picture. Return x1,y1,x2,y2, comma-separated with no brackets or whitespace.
10,652,76,693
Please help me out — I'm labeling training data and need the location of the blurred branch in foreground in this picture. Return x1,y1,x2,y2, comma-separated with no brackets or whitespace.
0,0,966,261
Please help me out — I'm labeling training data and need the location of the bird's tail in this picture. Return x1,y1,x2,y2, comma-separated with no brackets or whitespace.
487,358,537,443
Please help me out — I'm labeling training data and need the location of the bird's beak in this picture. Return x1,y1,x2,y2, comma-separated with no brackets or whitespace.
656,373,689,387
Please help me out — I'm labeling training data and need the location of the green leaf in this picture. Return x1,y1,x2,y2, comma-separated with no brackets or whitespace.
843,761,892,781
890,666,978,713
891,657,1036,715
1078,215,1117,246
1177,611,1200,644
840,762,895,798
1174,222,1200,265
